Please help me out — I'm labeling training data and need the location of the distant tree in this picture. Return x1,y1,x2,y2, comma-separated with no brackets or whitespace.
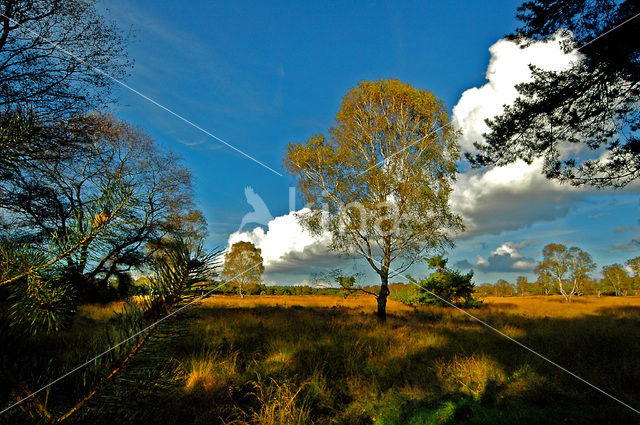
569,247,597,296
577,276,598,296
627,256,640,275
533,272,554,295
474,283,493,298
244,281,262,296
594,278,610,298
284,79,463,321
626,256,640,292
516,276,529,296
602,264,633,296
494,279,516,297
468,1,640,188
535,244,595,302
222,241,264,299
335,275,357,292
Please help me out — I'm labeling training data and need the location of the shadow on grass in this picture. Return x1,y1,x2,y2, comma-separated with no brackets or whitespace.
596,305,640,316
2,302,640,424
163,304,640,424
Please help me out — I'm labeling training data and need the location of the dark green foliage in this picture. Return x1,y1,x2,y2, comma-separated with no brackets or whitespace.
77,311,194,425
469,0,640,188
8,274,77,335
1,240,78,334
408,257,480,307
412,270,479,308
0,110,47,178
141,237,220,319
335,275,356,289
0,236,221,422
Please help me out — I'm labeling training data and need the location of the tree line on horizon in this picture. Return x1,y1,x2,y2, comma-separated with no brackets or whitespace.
217,240,640,304
475,245,640,300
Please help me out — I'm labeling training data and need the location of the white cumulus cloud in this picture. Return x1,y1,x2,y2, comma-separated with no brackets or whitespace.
474,241,538,272
452,34,581,153
450,158,589,238
449,35,591,238
227,208,344,274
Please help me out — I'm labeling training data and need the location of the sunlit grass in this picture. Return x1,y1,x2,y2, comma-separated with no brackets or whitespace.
168,294,640,424
77,301,127,321
435,354,505,399
183,350,238,392
482,295,640,318
3,294,640,424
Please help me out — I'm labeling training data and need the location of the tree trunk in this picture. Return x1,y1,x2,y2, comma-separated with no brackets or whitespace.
377,273,390,322
558,279,573,303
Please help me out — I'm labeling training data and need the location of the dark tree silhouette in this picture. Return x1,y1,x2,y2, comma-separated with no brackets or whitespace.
468,0,640,188
0,0,131,119
0,114,195,299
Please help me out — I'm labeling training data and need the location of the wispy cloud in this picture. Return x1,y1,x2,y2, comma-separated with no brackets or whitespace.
610,238,640,252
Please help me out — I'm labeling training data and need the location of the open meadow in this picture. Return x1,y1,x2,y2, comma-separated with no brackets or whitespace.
2,295,640,424
2,1,640,424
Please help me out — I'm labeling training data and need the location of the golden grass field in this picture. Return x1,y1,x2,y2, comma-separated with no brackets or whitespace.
156,294,640,424
5,294,640,424
199,293,640,317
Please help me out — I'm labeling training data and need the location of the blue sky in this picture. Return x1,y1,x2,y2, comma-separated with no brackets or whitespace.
101,1,639,285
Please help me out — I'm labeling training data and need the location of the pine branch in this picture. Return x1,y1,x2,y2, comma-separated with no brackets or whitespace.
0,189,134,287
54,324,157,423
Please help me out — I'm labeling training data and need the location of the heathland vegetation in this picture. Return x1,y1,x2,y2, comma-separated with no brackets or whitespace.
3,295,640,424
1,0,640,424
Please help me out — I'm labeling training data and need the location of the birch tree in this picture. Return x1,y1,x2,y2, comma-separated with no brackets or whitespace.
284,79,463,320
535,244,594,303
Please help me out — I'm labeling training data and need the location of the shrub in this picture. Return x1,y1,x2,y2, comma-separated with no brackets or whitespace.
408,257,480,308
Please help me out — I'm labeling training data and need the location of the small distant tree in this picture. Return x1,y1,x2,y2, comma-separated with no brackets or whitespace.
535,244,595,303
533,272,554,295
409,257,479,307
569,248,596,296
626,257,640,293
602,264,633,297
578,276,598,296
222,241,264,299
627,256,640,276
515,276,529,296
494,279,515,297
474,283,493,298
594,278,609,298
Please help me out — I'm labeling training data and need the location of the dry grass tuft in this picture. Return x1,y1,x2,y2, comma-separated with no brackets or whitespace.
183,351,238,392
436,354,505,399
238,377,310,425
